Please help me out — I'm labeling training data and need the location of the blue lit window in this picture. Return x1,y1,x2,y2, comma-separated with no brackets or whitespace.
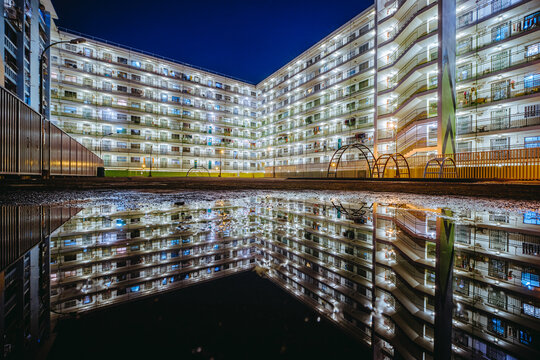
215,82,222,88
207,268,212,273
64,106,77,114
491,24,509,42
171,96,180,103
183,110,191,116
520,330,533,345
116,219,125,226
161,94,168,102
83,296,92,304
131,285,140,292
184,98,191,105
182,239,190,244
524,74,540,89
170,239,180,246
183,249,191,256
162,278,167,285
185,274,190,280
213,244,219,250
525,137,540,149
523,11,540,31
522,272,539,288
171,264,179,270
489,317,505,336
214,266,221,272
161,252,167,260
64,239,76,246
524,211,540,224
131,61,141,68
172,109,181,115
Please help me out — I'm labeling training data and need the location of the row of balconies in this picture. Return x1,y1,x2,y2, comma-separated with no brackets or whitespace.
55,62,257,110
56,44,257,98
53,80,256,118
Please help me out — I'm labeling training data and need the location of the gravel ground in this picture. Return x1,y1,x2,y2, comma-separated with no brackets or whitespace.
1,177,540,200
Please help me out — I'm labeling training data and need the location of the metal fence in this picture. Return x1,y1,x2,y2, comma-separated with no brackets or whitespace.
266,148,540,180
0,86,103,177
0,205,81,272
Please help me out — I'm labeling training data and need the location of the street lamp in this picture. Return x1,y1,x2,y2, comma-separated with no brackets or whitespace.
39,37,86,116
99,132,113,158
148,145,153,177
268,147,276,178
218,149,224,177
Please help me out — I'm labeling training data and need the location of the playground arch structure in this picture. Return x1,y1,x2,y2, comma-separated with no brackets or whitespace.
372,153,411,178
423,156,458,179
185,165,211,177
326,144,375,178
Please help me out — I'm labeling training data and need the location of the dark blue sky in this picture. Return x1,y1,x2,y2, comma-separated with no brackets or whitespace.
51,0,373,84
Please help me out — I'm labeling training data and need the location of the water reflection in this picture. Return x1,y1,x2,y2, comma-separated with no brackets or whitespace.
0,205,81,359
2,193,540,359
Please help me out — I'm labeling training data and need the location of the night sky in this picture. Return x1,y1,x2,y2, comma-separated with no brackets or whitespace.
50,0,373,84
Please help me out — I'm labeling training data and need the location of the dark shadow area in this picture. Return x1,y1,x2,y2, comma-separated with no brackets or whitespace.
48,271,369,360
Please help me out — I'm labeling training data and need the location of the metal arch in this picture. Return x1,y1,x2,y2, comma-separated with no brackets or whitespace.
441,157,458,178
423,157,458,178
372,153,411,178
423,158,443,178
185,165,211,177
326,143,375,178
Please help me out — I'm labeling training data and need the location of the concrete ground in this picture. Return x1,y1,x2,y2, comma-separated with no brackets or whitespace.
1,177,540,200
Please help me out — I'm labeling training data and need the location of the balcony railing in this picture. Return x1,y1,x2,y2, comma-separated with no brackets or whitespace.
457,15,539,56
457,78,540,109
457,112,540,135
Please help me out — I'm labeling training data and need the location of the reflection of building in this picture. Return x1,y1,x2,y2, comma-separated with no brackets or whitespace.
50,202,258,312
0,205,79,360
45,0,540,177
50,195,540,359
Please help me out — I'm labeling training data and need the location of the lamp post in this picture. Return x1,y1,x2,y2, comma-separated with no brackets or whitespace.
99,132,113,158
39,37,86,116
268,147,276,178
218,149,224,177
148,145,153,177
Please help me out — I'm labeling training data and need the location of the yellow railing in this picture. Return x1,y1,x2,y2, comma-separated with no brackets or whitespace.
265,148,540,180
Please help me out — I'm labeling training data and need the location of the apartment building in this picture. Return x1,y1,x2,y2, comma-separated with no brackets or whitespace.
257,7,377,171
49,29,259,176
1,0,55,111
454,0,540,152
46,0,539,177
